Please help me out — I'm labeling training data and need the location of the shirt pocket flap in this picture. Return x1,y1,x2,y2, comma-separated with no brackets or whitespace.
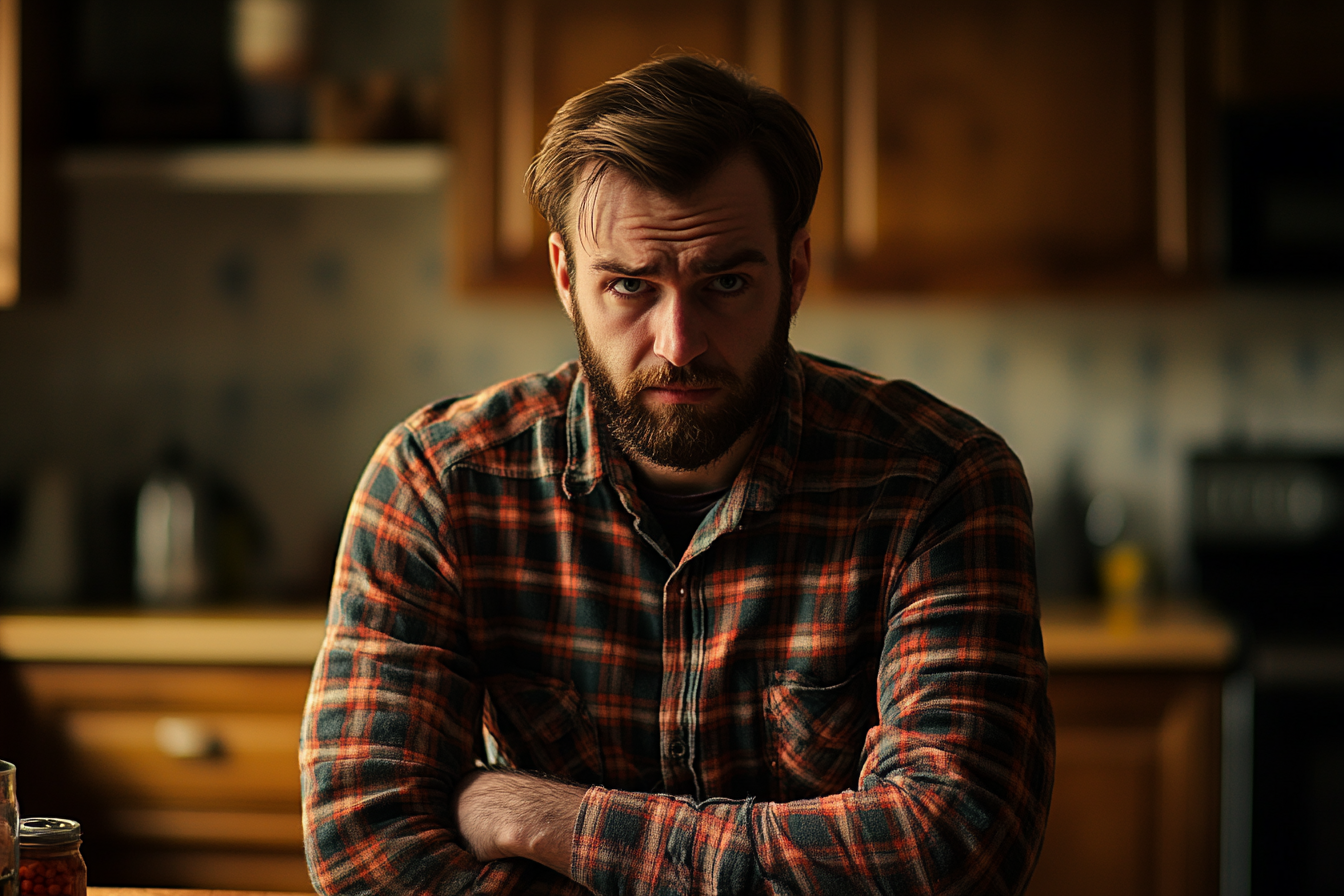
764,665,876,800
482,671,604,785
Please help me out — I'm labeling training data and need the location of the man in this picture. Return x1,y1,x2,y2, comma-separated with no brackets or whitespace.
301,55,1053,895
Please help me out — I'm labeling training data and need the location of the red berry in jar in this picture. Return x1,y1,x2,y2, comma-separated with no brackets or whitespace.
16,822,83,896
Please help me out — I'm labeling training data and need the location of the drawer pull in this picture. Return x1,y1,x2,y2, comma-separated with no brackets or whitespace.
154,716,224,759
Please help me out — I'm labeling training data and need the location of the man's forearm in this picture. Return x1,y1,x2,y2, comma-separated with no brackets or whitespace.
450,768,588,878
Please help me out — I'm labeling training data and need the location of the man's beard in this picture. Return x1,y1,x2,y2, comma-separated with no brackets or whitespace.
574,296,792,472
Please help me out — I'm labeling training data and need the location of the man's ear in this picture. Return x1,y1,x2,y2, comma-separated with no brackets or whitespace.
788,228,811,317
549,232,575,321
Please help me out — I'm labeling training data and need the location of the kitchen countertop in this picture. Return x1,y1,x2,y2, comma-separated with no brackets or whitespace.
1038,600,1237,669
0,610,327,665
0,600,1236,669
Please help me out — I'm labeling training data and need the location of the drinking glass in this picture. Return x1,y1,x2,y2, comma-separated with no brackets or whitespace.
1,760,17,896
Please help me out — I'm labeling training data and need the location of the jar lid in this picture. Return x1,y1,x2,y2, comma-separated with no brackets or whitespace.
18,818,81,845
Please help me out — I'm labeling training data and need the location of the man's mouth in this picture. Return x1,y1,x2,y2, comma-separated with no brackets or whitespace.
644,385,721,404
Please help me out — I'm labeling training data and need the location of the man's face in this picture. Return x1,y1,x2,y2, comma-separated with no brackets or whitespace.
550,154,810,474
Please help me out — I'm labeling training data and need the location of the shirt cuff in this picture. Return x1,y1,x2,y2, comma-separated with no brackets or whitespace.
571,785,760,896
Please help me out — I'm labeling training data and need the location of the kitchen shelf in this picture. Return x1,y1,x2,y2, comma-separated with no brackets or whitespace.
62,143,449,193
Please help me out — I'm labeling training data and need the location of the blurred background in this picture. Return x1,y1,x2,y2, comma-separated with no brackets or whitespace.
0,1,1341,894
1,0,1341,609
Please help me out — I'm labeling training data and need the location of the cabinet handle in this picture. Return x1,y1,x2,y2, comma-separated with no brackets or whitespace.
1155,0,1188,273
154,716,224,760
842,0,879,259
497,0,536,259
746,0,785,92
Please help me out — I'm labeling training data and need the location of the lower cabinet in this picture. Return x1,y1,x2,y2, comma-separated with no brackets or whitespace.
1028,671,1222,896
7,663,314,892
2,660,1222,894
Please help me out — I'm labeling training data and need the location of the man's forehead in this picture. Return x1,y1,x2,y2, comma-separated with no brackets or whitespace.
570,157,776,258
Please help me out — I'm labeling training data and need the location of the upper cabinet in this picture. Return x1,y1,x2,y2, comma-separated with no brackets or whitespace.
2,0,69,307
455,0,1216,295
454,0,793,291
802,0,1214,293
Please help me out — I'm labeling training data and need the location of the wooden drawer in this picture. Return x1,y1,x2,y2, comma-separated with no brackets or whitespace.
12,663,314,889
60,708,301,810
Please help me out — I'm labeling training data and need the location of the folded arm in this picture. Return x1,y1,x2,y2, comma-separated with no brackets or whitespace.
302,426,1053,896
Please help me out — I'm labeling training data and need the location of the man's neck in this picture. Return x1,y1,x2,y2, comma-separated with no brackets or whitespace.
626,420,762,495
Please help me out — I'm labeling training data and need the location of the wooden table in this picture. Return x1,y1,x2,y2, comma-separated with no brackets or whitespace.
90,889,312,896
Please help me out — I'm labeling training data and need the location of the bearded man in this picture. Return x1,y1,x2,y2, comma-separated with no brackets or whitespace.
300,55,1054,896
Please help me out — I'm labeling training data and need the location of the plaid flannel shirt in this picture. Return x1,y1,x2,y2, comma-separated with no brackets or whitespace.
300,351,1054,896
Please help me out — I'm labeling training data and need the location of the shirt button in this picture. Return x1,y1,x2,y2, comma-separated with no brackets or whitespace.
669,740,687,759
679,587,685,595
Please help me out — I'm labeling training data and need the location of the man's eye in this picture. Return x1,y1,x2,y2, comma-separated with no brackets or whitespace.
709,274,746,293
611,278,646,296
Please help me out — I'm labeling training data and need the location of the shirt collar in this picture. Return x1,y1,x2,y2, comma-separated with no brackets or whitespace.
562,350,803,513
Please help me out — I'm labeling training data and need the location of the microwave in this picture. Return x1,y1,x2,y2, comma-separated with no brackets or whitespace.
1190,447,1344,632
1224,105,1344,284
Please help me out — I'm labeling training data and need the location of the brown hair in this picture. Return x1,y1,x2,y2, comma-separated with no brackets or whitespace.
525,55,821,262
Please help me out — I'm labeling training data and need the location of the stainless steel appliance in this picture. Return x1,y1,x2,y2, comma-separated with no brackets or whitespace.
1190,448,1344,896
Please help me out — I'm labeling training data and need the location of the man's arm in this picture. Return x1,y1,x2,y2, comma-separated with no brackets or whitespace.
451,769,585,877
301,424,581,896
305,422,1052,896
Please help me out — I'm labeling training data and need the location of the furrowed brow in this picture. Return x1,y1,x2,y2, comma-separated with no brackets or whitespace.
590,258,660,277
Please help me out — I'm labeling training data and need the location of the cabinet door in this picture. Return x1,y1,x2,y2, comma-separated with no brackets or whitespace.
798,0,1212,293
454,0,797,291
0,0,69,306
12,663,314,892
1028,671,1221,896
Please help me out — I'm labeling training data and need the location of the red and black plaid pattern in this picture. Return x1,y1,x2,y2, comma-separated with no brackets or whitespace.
300,351,1054,896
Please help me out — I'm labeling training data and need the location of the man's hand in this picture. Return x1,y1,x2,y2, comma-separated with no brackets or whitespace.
449,768,588,878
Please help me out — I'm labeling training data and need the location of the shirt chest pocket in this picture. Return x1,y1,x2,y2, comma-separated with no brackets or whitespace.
763,665,877,803
481,672,605,785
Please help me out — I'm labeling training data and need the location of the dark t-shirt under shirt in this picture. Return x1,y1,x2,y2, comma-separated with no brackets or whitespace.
637,483,728,559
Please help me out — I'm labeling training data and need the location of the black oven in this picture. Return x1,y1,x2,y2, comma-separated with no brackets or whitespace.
1191,449,1344,896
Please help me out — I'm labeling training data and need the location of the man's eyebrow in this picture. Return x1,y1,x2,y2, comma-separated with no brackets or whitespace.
590,258,660,277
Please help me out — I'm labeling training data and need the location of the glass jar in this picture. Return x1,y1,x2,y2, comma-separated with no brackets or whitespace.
0,762,17,896
17,820,85,896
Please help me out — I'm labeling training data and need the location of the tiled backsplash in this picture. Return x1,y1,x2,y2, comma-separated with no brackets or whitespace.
2,183,1342,602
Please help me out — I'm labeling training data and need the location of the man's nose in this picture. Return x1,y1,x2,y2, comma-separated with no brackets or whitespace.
651,293,708,368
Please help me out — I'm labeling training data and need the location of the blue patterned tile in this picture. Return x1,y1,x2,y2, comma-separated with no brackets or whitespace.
1137,338,1164,384
1293,338,1321,386
215,248,255,307
309,249,348,302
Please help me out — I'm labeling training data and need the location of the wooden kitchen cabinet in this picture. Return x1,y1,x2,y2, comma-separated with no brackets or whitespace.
1028,671,1222,896
453,0,799,290
9,663,314,892
796,0,1216,293
0,614,326,892
454,0,1215,295
1028,606,1233,896
1,609,1230,894
0,0,70,307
